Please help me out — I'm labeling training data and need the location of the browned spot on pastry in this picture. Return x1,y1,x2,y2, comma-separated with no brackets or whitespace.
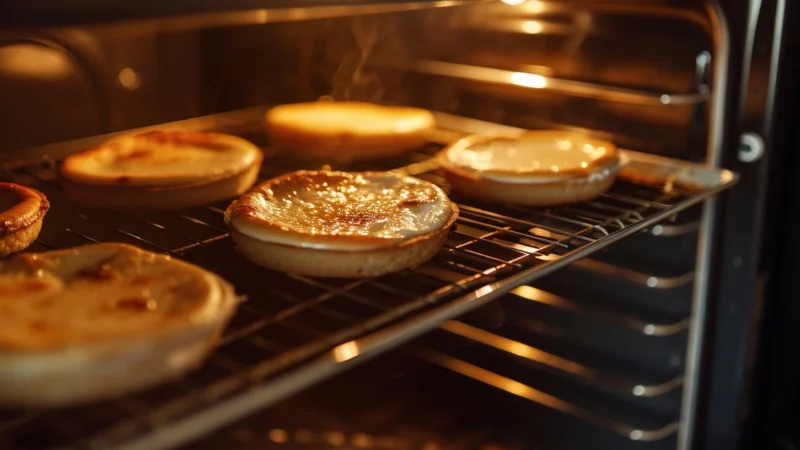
112,297,157,312
136,130,229,151
129,274,161,286
34,297,55,309
117,148,154,161
0,279,50,296
117,176,131,184
29,320,50,332
77,263,120,282
399,198,428,208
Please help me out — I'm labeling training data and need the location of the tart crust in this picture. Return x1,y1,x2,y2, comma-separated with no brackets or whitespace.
265,102,435,163
438,132,621,206
0,243,239,406
0,183,49,258
61,130,263,210
225,170,459,278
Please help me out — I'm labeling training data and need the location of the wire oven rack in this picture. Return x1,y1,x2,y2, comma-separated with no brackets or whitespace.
0,108,736,450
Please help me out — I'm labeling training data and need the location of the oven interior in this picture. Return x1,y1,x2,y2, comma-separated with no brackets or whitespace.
0,1,734,450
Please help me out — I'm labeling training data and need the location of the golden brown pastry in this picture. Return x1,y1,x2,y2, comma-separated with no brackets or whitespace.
61,130,263,210
265,102,435,163
0,243,239,407
0,182,49,258
438,131,622,206
225,170,458,278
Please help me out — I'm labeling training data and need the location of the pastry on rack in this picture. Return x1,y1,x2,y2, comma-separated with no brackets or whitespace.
60,130,263,210
0,243,240,407
225,170,458,278
0,182,49,258
265,102,435,163
438,131,622,206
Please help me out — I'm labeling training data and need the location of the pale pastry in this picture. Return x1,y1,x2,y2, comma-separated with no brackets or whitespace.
225,170,458,278
0,182,49,258
0,243,239,407
61,130,263,210
265,102,435,163
438,131,622,206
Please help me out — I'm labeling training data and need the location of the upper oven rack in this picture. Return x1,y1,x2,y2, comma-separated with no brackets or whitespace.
1,0,486,29
0,108,735,450
374,59,711,106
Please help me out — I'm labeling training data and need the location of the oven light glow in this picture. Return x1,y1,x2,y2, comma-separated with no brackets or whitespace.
510,72,547,88
501,0,526,5
522,20,543,34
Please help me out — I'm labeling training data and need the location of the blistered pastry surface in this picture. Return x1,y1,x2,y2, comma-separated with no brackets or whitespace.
0,183,49,236
226,171,455,250
443,132,620,184
0,243,224,350
61,130,261,187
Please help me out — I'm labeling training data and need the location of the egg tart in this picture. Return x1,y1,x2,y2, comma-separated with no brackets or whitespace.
0,243,239,407
225,170,458,278
0,182,49,258
61,130,263,210
438,131,622,206
265,102,435,163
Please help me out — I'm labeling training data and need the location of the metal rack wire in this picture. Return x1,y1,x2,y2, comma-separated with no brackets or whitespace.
0,112,735,450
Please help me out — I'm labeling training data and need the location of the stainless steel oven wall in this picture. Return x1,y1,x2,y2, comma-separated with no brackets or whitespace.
0,26,205,152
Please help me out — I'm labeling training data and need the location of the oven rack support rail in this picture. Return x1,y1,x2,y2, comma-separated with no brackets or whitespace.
0,109,736,450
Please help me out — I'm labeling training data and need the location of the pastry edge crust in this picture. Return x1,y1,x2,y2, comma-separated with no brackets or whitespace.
0,243,240,407
0,183,49,236
0,219,44,258
441,166,616,207
229,204,458,278
62,161,261,210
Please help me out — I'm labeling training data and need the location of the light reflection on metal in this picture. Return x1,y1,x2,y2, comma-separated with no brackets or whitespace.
75,1,486,34
526,0,546,13
373,59,709,106
332,341,360,362
417,348,680,441
521,20,544,34
510,71,547,88
268,429,289,443
501,0,526,5
118,68,141,90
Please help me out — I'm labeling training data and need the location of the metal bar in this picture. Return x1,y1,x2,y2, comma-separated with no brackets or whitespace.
372,59,709,107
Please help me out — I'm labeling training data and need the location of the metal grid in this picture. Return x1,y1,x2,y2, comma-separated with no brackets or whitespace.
0,125,726,449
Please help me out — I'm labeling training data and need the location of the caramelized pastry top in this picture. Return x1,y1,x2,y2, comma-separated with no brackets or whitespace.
61,130,262,187
0,183,49,236
265,102,435,140
225,170,457,250
0,243,232,350
440,131,620,184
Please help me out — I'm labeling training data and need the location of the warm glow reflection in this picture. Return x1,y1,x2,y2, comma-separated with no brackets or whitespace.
333,341,360,362
510,72,547,88
501,0,526,5
522,20,543,34
268,429,289,443
526,0,546,13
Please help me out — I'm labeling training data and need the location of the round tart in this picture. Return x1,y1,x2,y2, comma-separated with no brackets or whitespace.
225,170,458,278
265,102,435,163
438,131,622,206
0,243,239,407
0,182,49,258
61,130,263,210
